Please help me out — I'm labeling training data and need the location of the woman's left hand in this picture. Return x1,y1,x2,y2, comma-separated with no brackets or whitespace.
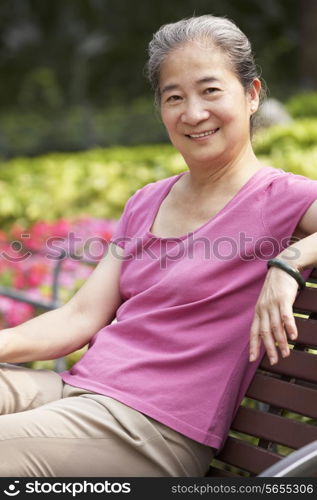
249,266,299,365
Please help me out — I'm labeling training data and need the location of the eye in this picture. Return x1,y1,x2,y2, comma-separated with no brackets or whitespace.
204,87,219,95
166,95,182,103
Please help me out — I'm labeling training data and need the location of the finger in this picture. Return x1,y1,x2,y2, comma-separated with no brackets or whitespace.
249,314,261,362
280,303,298,341
269,306,290,358
258,308,279,365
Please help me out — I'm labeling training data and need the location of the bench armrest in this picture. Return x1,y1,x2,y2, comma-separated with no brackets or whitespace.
258,440,317,477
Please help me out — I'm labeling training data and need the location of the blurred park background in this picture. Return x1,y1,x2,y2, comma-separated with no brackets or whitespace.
0,0,317,159
0,0,317,368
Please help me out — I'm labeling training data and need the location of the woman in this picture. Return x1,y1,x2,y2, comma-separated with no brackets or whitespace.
1,14,317,477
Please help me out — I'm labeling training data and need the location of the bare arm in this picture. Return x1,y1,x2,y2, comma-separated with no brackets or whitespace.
0,243,124,363
249,229,317,365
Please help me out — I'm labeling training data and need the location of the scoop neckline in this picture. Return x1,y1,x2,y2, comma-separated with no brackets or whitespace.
146,166,273,241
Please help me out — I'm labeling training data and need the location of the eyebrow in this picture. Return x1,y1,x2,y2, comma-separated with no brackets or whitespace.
161,76,220,95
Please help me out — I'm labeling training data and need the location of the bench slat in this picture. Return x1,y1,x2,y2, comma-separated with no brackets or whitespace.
293,317,317,347
231,406,317,448
294,287,317,313
260,350,317,383
214,437,281,475
246,372,317,418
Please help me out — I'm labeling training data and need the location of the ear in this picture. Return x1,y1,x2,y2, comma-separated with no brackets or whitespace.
248,78,261,114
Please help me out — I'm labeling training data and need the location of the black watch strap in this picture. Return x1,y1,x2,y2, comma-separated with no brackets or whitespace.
267,258,306,290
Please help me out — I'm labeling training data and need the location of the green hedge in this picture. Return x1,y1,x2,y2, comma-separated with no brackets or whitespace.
1,118,317,231
285,92,317,119
0,144,185,230
0,100,167,159
253,118,317,154
252,118,317,179
1,92,316,159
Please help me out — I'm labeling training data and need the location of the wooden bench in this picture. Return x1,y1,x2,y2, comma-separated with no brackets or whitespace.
1,250,317,476
207,268,317,477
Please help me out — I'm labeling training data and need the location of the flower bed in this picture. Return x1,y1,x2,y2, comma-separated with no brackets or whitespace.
0,216,116,327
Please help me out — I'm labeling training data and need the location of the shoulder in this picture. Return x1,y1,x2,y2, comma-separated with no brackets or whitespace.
264,167,317,190
262,167,317,236
262,167,317,205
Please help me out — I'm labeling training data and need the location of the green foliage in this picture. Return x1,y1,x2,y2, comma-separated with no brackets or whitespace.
0,100,167,158
0,144,185,230
0,0,307,158
285,92,317,119
0,0,300,109
29,346,88,371
2,117,317,231
253,118,317,154
253,118,317,178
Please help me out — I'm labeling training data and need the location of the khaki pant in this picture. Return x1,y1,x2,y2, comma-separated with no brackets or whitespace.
0,363,215,477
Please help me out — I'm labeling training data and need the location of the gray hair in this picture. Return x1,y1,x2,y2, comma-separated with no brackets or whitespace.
145,15,266,134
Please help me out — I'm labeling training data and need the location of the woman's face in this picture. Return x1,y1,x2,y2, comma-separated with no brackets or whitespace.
159,40,260,169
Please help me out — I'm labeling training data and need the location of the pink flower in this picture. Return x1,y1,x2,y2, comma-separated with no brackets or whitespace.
13,271,26,289
0,216,117,326
1,299,34,327
51,218,72,238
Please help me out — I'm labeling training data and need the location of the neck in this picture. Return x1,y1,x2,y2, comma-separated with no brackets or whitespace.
183,143,263,196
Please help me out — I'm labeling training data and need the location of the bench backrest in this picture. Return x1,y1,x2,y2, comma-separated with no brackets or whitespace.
207,268,317,477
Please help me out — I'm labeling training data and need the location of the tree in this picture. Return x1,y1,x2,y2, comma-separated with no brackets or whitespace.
300,0,317,89
0,0,302,109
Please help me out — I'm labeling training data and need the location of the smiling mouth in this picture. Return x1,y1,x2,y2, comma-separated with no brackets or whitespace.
186,128,219,139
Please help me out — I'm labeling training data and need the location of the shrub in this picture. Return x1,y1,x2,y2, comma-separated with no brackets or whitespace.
2,120,317,232
0,144,185,231
0,100,167,158
285,92,317,119
253,118,317,178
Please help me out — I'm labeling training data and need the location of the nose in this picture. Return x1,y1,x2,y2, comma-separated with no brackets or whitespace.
181,98,210,125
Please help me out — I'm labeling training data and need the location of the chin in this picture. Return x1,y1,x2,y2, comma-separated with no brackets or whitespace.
182,150,223,166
